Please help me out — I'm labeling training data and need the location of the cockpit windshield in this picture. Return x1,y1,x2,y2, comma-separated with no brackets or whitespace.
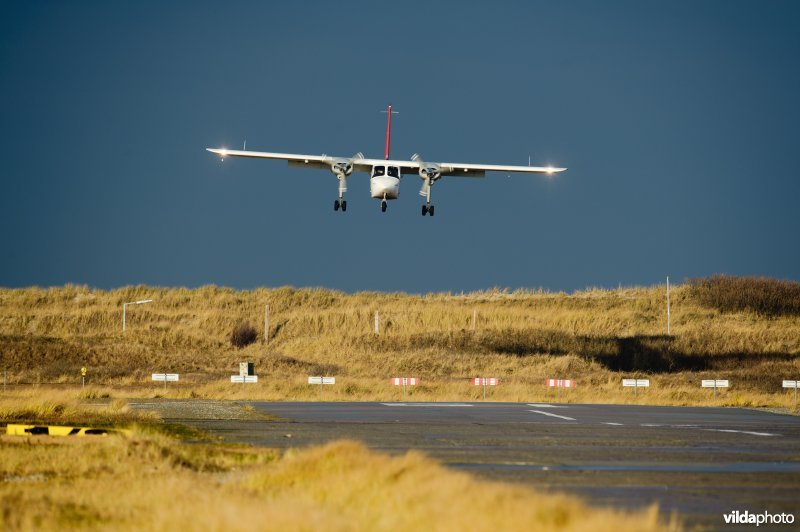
372,165,400,178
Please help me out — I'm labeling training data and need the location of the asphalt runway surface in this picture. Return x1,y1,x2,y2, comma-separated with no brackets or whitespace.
158,402,800,529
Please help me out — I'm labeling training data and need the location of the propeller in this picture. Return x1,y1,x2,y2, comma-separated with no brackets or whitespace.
412,154,441,198
328,153,364,194
326,153,364,180
419,179,430,199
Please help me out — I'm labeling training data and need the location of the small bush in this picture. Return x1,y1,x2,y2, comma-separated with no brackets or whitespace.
688,275,800,317
230,322,258,348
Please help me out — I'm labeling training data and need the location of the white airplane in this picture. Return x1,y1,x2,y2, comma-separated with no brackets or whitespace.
207,104,566,216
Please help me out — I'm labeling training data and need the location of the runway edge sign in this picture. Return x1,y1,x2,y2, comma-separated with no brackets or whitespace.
152,373,179,389
701,379,729,398
701,379,729,388
473,377,498,401
231,375,258,383
152,373,179,382
392,377,418,400
623,378,650,396
546,379,574,388
546,378,574,400
622,379,650,387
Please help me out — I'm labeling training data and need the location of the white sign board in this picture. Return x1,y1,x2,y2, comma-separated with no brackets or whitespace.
230,375,258,383
152,373,179,382
783,380,799,388
701,380,729,388
392,377,418,386
622,379,650,387
473,378,498,386
308,376,335,385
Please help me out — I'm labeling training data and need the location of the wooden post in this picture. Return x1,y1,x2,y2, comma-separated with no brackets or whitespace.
264,304,270,345
667,276,671,336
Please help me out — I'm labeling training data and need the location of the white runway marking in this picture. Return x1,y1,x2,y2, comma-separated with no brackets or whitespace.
526,403,568,408
602,422,623,426
633,423,778,437
381,403,473,407
701,428,777,437
529,410,576,421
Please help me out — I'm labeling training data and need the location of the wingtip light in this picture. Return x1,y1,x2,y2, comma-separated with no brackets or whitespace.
207,147,228,160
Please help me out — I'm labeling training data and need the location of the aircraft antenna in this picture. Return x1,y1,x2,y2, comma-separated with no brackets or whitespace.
244,140,247,151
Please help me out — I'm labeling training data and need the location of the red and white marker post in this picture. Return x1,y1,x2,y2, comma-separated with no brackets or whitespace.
473,377,499,400
392,377,418,400
546,379,574,401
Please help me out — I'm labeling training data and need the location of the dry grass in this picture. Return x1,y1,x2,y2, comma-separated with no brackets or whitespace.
0,282,798,407
0,388,157,426
0,432,675,531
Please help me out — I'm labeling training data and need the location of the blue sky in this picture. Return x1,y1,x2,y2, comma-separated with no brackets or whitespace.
1,1,798,293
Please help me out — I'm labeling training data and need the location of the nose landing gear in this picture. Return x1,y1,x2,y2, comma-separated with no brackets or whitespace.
421,203,435,216
334,199,347,212
381,200,388,212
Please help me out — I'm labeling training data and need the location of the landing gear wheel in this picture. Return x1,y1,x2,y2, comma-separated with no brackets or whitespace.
381,200,387,212
341,200,347,212
429,205,435,216
421,205,428,216
334,200,340,211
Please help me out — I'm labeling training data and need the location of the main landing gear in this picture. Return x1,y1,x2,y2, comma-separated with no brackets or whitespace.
334,199,347,212
421,203,435,216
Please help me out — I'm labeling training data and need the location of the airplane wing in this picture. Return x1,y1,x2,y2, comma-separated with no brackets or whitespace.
206,148,567,178
206,148,332,170
430,161,565,178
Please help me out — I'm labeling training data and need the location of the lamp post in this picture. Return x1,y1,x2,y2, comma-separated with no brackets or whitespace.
123,299,153,332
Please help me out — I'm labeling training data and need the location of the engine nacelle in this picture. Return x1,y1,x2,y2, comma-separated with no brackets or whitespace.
419,165,441,183
412,153,441,183
330,159,354,179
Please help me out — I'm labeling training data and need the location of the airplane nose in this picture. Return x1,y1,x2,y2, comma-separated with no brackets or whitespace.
371,176,399,199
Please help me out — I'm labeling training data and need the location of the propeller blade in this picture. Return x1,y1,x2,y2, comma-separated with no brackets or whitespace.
419,178,430,197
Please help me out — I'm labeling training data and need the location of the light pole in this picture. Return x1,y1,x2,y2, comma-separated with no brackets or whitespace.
123,299,153,332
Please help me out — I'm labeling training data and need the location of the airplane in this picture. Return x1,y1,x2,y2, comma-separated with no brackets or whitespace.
206,104,566,216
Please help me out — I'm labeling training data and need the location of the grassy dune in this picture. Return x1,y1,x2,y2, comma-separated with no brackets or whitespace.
1,282,799,407
0,431,674,531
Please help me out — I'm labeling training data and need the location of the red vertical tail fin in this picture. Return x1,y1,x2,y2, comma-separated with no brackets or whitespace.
384,104,393,160
382,104,398,160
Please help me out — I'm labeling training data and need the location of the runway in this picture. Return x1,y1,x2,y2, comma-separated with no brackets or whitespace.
161,402,800,528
